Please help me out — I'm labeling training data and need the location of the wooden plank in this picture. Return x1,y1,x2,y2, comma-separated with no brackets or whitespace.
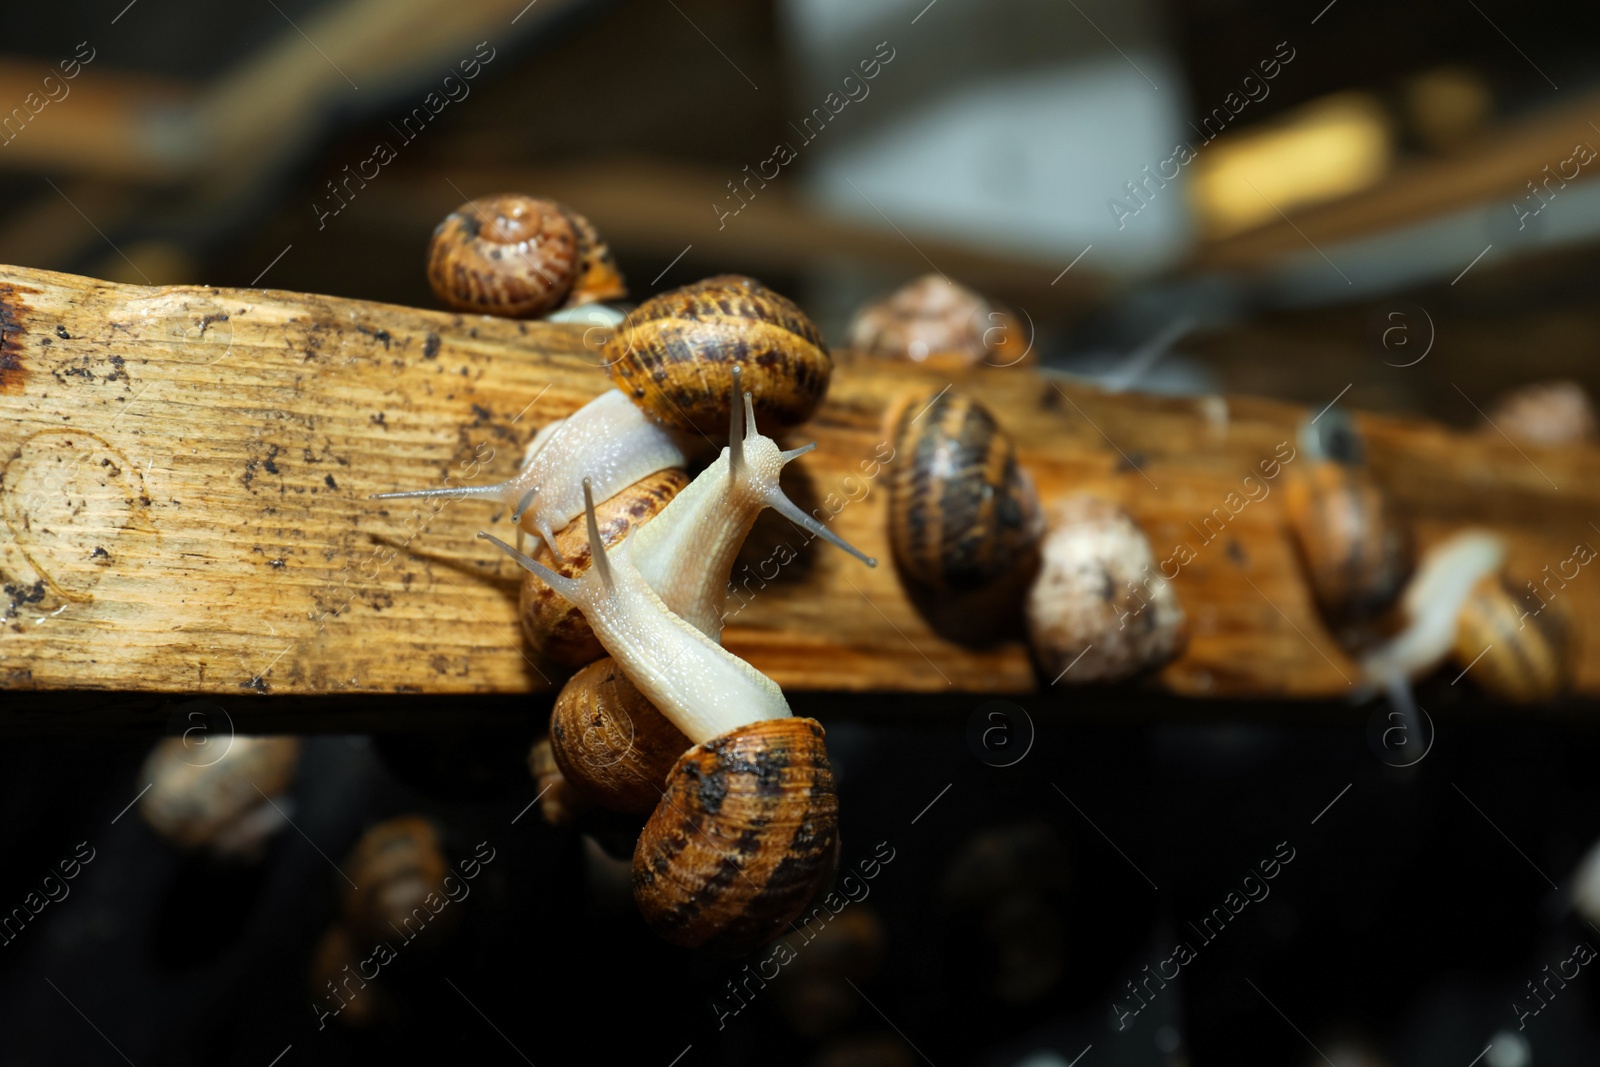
2,265,1599,703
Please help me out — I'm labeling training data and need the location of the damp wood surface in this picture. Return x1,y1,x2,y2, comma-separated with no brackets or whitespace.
4,264,1600,707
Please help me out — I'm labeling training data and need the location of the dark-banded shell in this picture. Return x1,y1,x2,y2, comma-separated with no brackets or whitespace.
1025,495,1187,683
1453,575,1571,703
603,275,831,436
520,468,690,666
550,658,690,814
886,387,1043,591
1284,462,1413,626
341,816,459,950
633,717,838,955
426,194,624,317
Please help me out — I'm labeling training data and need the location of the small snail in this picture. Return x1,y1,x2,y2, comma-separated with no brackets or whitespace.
309,926,393,1029
521,368,874,665
1483,379,1599,448
1283,410,1413,631
1360,531,1573,704
1025,494,1187,683
139,735,300,858
849,274,1027,367
341,816,461,951
373,276,832,554
481,476,838,953
885,386,1043,593
426,193,625,317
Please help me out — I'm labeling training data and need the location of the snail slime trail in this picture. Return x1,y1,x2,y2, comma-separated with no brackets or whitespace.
713,40,896,230
313,41,497,231
709,842,897,1030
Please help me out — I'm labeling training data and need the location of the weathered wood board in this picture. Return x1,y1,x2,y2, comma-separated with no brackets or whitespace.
3,265,1599,703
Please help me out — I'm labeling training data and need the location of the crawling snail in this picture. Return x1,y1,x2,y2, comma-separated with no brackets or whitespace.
1025,494,1187,683
850,274,1028,367
482,472,839,953
1361,531,1573,705
427,193,625,318
536,374,872,810
139,735,300,858
1283,410,1413,633
1482,379,1598,448
885,386,1043,592
373,275,832,554
522,373,874,663
341,815,461,950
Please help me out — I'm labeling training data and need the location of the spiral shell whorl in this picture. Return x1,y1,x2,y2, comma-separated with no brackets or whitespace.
887,387,1043,591
1285,463,1413,626
633,717,839,954
519,468,690,666
604,275,831,435
1453,575,1572,703
551,658,691,814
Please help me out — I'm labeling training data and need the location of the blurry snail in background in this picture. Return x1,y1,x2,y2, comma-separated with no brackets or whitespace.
374,273,834,558
1361,530,1573,707
1482,380,1598,448
849,274,1029,367
768,907,887,1039
426,194,625,318
1025,494,1187,684
139,735,299,860
1283,410,1413,639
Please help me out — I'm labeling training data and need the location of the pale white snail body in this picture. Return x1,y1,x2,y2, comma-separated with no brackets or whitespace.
1360,531,1504,689
375,389,687,551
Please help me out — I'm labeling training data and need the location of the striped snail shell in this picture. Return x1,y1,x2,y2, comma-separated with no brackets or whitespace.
633,716,838,954
1025,494,1187,683
849,274,1026,367
426,193,625,317
550,657,690,814
1452,574,1572,703
1283,411,1413,627
519,468,689,665
139,735,300,855
604,275,832,436
886,387,1043,591
341,816,459,950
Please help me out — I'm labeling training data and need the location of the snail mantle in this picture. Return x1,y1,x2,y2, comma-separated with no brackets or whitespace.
3,264,1600,703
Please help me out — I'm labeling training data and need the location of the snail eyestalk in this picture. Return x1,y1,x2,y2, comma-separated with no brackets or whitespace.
581,478,614,592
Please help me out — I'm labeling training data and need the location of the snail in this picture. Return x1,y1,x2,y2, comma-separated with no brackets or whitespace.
1283,410,1413,631
1482,379,1598,448
522,367,874,664
373,275,832,555
849,274,1027,367
309,926,393,1029
480,476,838,953
1360,531,1573,705
885,386,1043,593
531,374,873,817
426,193,625,317
139,735,300,858
341,816,461,951
1025,494,1187,683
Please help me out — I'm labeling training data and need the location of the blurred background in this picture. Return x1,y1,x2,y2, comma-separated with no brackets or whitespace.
4,0,1600,1063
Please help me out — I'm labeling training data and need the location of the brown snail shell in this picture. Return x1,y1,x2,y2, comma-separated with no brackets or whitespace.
139,735,300,854
340,816,459,950
550,657,690,814
849,274,1027,367
426,193,625,317
1025,495,1187,683
527,736,590,827
885,387,1044,592
1284,460,1413,628
604,275,832,436
1483,379,1598,448
1452,574,1572,703
309,925,392,1028
519,468,690,665
633,717,838,955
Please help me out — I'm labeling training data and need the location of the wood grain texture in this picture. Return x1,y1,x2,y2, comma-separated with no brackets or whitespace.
3,265,1600,702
